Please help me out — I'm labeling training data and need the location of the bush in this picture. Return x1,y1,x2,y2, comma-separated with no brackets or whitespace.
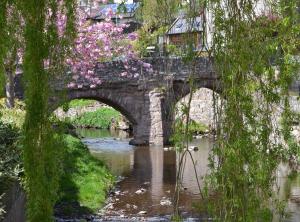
0,99,25,129
0,120,21,220
0,121,21,181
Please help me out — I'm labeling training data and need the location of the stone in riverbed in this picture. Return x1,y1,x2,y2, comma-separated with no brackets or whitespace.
135,188,146,194
160,197,172,206
138,210,147,215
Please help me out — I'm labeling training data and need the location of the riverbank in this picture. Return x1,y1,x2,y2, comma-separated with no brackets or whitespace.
0,100,115,220
56,135,115,218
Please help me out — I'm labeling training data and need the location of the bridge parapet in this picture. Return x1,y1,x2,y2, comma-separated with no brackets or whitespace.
58,57,216,87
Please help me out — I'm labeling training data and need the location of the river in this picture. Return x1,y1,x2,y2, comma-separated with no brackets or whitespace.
76,128,300,222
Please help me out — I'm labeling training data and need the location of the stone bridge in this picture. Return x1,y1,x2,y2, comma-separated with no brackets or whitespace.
15,57,300,145
15,57,219,145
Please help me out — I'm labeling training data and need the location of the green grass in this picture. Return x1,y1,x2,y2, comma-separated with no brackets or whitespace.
58,135,114,215
68,99,96,109
72,107,121,129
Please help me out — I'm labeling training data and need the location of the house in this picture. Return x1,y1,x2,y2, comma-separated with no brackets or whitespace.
166,16,205,52
90,1,141,33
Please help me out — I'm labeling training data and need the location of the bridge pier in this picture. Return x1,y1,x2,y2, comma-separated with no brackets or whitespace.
129,89,173,146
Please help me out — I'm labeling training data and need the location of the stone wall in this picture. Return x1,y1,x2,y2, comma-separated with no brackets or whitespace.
177,89,300,131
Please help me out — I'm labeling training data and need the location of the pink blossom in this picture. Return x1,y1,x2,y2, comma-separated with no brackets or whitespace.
143,63,151,69
66,8,142,87
67,82,76,89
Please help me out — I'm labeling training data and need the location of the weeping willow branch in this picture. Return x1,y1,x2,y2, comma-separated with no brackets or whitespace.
19,0,76,221
205,0,300,221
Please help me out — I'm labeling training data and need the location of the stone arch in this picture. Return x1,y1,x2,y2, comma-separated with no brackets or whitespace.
172,79,221,104
50,87,156,145
51,88,140,126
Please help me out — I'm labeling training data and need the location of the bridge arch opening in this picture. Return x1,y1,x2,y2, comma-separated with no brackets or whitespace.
174,87,220,132
53,98,134,134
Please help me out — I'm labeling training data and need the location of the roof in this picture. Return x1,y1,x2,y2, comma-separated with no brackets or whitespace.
93,3,140,20
167,17,203,35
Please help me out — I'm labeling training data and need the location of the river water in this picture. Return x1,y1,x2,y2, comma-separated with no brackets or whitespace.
76,128,300,222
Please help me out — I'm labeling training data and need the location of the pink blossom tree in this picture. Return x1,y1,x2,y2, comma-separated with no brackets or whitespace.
66,6,152,89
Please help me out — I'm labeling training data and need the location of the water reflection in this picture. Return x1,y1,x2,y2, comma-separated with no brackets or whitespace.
77,128,213,218
76,128,300,220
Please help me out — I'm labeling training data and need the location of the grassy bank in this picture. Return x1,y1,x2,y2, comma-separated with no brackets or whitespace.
72,107,122,129
0,99,115,217
57,135,114,216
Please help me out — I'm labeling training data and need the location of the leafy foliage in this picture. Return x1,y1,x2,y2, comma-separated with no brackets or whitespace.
0,119,21,221
0,121,21,180
0,98,25,128
138,0,181,28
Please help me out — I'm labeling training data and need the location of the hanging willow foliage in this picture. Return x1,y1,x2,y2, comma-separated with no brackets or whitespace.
18,0,76,221
0,0,7,97
204,0,300,221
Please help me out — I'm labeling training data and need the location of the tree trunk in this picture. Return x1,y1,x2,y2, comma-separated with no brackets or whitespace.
5,70,15,109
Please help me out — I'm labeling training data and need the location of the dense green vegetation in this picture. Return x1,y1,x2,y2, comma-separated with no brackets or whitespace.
57,135,114,216
0,99,24,214
72,107,121,129
204,1,300,221
0,120,21,221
